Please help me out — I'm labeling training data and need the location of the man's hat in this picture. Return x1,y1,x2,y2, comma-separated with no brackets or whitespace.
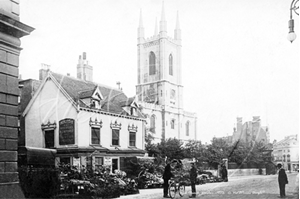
277,163,282,168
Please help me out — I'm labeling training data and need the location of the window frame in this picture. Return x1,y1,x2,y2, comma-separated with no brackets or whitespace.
128,124,138,147
89,118,103,146
110,121,122,146
41,121,57,149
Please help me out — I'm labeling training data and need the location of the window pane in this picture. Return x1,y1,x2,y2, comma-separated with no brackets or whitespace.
129,132,136,147
92,127,100,144
112,129,119,145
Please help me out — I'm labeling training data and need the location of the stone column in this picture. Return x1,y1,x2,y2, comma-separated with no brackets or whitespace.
0,1,34,198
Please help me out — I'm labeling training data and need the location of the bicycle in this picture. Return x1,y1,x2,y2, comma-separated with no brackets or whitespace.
168,177,186,198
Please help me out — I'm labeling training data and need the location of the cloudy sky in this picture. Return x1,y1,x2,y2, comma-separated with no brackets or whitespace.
19,0,299,144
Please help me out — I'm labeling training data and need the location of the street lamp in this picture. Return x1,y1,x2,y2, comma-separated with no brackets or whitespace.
288,0,299,43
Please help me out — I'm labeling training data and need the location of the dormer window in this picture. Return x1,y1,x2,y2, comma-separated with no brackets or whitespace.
130,107,136,116
90,99,100,109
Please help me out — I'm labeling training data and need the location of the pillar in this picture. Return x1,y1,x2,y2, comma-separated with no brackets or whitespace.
0,1,34,198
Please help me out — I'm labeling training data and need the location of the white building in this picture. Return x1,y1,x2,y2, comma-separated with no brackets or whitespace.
273,135,299,171
21,69,146,172
136,3,197,142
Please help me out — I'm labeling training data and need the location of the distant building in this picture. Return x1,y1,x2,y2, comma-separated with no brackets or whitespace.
232,116,269,145
273,135,299,171
77,52,93,82
19,64,146,171
136,3,197,142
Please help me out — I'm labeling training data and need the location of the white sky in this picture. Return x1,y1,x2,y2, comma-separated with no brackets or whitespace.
19,0,299,144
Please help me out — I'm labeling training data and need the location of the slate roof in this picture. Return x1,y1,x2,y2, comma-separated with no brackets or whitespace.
50,72,139,116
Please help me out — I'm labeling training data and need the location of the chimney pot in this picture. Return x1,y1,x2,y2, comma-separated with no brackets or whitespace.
83,52,86,60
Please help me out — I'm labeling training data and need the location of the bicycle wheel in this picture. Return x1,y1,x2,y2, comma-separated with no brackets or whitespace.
168,183,176,199
178,184,185,197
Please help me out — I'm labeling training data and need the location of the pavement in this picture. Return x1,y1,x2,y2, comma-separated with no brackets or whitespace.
119,172,299,199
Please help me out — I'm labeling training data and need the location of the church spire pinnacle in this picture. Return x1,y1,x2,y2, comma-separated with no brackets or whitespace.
139,9,143,28
138,9,145,43
176,11,180,29
174,10,181,41
161,1,166,21
159,1,167,35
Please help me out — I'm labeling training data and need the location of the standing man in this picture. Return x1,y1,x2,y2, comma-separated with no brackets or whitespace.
163,159,173,198
277,163,288,198
189,162,197,198
221,165,228,182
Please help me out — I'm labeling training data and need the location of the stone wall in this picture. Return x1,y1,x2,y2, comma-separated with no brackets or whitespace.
207,168,266,177
0,1,34,198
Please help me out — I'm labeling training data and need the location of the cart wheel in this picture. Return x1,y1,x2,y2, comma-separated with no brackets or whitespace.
178,184,185,197
168,183,176,199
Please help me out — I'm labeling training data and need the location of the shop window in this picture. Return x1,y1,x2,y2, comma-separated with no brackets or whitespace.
95,157,103,170
60,157,70,165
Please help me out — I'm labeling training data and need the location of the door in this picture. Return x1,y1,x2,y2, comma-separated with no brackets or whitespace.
112,158,118,173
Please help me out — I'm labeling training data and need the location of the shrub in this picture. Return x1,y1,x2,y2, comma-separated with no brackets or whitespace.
19,166,60,198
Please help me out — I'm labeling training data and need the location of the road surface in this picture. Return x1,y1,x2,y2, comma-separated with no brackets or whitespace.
120,172,299,199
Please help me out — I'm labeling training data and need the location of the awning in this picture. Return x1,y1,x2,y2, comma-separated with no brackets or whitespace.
18,146,57,166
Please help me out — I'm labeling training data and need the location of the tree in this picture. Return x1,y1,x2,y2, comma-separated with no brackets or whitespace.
157,138,185,160
145,132,160,157
206,137,231,168
184,140,207,164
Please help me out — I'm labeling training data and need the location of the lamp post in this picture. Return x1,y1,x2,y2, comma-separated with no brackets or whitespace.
288,0,299,43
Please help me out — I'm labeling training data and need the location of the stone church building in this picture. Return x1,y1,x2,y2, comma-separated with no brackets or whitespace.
136,3,197,142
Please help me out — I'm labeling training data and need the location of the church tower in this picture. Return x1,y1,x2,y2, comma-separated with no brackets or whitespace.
136,3,183,110
77,52,93,82
136,3,195,141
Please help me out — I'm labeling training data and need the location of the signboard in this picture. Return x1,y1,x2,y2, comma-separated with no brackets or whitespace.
73,157,80,168
59,118,75,145
104,157,112,166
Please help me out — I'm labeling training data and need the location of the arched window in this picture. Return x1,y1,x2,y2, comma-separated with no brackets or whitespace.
171,119,175,129
149,52,156,75
186,121,190,136
150,115,156,133
169,54,173,75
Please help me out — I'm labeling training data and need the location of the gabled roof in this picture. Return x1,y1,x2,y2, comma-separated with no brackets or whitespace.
23,71,145,118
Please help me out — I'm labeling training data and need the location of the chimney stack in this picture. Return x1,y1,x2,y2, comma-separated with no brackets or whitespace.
39,63,50,80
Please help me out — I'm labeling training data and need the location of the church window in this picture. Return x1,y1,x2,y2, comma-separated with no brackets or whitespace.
150,115,156,133
171,119,175,129
149,52,156,75
169,54,173,75
186,121,190,136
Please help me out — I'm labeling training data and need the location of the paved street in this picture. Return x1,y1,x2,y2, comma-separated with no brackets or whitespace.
120,172,299,199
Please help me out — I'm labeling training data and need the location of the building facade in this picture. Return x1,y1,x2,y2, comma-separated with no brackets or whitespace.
21,68,146,172
0,1,34,198
273,135,299,172
232,116,269,145
136,3,197,142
